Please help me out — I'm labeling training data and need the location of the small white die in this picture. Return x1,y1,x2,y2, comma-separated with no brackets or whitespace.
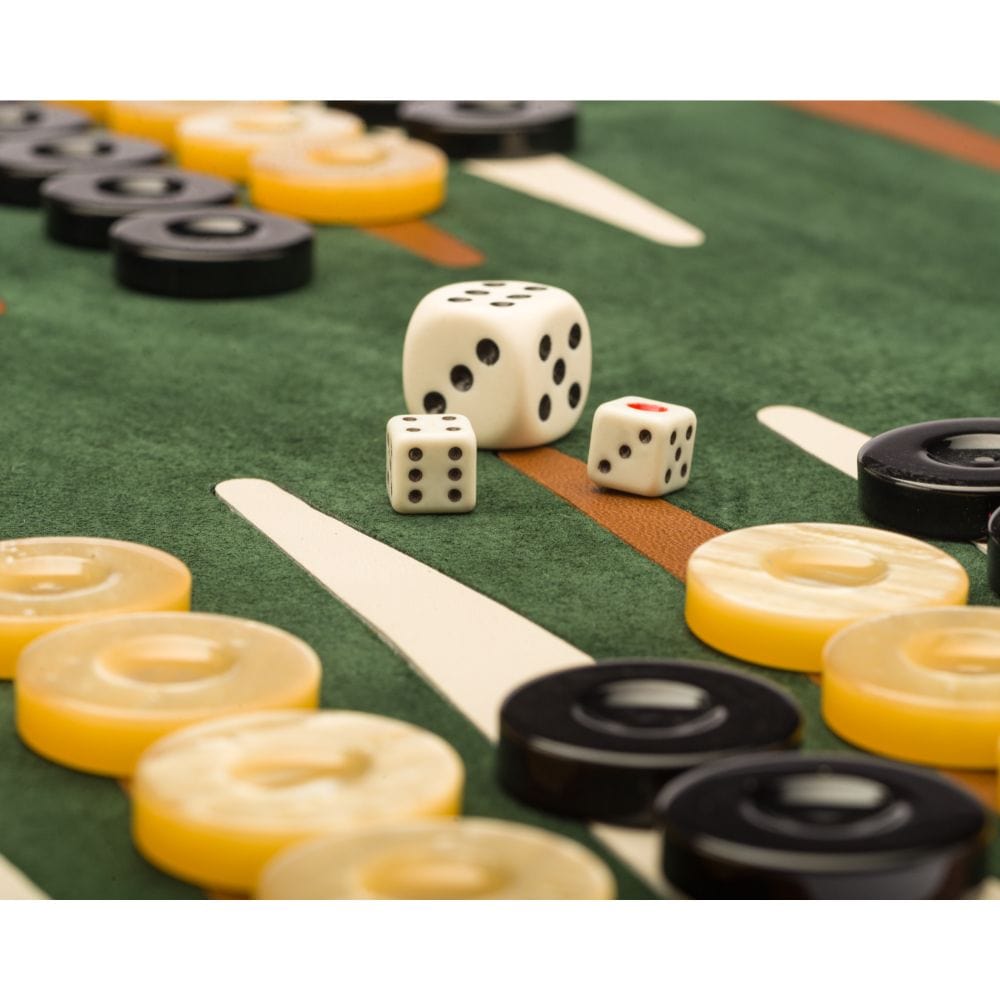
587,396,697,497
386,414,477,513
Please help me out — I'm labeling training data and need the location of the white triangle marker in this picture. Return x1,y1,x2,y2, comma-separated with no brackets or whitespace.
0,854,47,899
757,405,988,556
464,154,705,248
215,477,671,896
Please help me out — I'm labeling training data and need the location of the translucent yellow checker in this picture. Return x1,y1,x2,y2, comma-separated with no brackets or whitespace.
249,133,447,225
107,102,284,150
685,523,968,672
132,710,464,893
177,106,363,182
47,100,108,123
823,606,1000,769
16,612,321,777
0,537,191,680
257,818,616,899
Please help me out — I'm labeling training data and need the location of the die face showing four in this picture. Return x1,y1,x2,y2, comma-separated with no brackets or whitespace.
402,280,592,449
587,396,697,497
386,414,477,513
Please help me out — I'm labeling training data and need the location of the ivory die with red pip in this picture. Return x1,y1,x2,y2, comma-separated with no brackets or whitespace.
386,413,477,513
587,396,697,497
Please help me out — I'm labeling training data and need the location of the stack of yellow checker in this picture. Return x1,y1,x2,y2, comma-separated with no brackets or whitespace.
107,102,285,150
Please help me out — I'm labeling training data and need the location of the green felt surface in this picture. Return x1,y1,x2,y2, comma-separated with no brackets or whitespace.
1,101,999,899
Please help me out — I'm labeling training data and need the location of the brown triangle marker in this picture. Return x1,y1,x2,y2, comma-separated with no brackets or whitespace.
785,101,1000,174
500,446,995,809
362,220,485,268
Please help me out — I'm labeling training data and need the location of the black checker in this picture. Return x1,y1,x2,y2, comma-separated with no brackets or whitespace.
497,659,802,827
857,418,1000,540
0,103,90,143
398,101,577,159
0,132,166,206
110,207,313,299
655,753,989,899
42,168,238,249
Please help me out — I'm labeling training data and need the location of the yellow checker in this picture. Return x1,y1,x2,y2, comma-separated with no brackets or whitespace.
257,818,616,899
16,612,321,777
0,537,191,680
823,606,1000,769
684,523,968,672
47,100,108,123
107,102,284,150
132,709,464,893
177,106,363,182
249,132,447,225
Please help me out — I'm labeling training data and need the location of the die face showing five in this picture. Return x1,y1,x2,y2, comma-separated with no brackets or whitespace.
402,280,592,450
386,414,477,513
587,396,697,497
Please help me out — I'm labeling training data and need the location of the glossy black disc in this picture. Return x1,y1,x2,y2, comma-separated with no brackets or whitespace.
655,753,989,899
0,103,90,144
398,101,577,159
857,418,1000,540
0,132,166,206
110,207,313,299
988,508,1000,596
497,659,802,827
42,168,238,249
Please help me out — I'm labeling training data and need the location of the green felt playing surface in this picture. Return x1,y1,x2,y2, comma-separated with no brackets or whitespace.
1,101,998,898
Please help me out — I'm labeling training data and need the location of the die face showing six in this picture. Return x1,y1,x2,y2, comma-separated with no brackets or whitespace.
587,396,697,497
402,280,592,450
386,414,477,514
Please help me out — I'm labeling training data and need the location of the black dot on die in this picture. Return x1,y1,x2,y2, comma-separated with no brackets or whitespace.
402,417,417,422
449,447,463,460
568,383,581,408
482,281,506,286
448,297,471,302
491,302,515,308
619,445,631,459
448,489,463,502
408,448,423,461
675,448,683,461
450,365,473,391
681,463,689,477
568,324,582,349
665,469,673,484
424,392,446,413
639,430,652,444
524,285,547,291
538,395,551,421
476,339,500,365
408,469,422,482
446,427,461,432
553,359,566,385
442,415,457,421
409,490,423,503
686,425,693,440
598,460,611,474
670,430,677,445
466,290,489,295
539,335,551,361
406,428,420,433
448,468,462,481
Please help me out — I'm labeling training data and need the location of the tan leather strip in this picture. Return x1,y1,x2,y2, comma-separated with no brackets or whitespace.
785,101,1000,173
362,220,485,268
498,447,723,582
0,298,7,316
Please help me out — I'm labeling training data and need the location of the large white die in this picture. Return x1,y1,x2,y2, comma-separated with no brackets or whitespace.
402,279,592,449
587,396,697,497
386,413,477,513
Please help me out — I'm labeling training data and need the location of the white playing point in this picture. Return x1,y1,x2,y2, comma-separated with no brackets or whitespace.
464,155,705,248
386,414,476,513
402,280,592,450
587,396,697,496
